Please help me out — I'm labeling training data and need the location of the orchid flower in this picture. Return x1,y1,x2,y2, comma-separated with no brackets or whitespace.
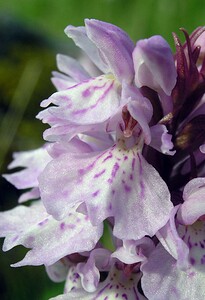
1,20,205,300
141,177,205,300
37,19,135,142
38,94,174,240
49,236,154,300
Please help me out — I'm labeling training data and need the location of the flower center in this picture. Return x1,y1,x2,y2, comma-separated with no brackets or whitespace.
122,105,138,138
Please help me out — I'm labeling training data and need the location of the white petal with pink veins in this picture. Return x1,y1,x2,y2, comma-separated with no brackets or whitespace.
113,151,172,239
47,75,121,125
0,201,103,266
39,142,172,240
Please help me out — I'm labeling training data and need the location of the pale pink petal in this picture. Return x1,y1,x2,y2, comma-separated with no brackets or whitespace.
150,124,175,155
127,98,153,144
157,205,190,270
46,258,71,283
3,147,51,189
46,75,121,125
56,54,90,82
46,137,93,158
133,35,177,96
0,201,103,266
141,244,205,300
178,177,205,225
76,248,111,292
65,25,109,73
85,19,134,83
18,187,40,203
113,152,172,239
39,145,172,240
42,122,107,143
111,237,155,264
51,73,76,91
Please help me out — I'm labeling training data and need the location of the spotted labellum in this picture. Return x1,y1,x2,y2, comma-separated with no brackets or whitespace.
1,19,205,299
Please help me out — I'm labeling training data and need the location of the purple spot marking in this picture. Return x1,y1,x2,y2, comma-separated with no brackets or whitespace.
94,169,106,178
132,158,136,171
53,271,60,278
133,287,140,300
200,241,204,248
82,88,91,97
92,190,100,197
103,153,113,163
67,224,76,229
104,297,108,300
130,174,133,180
108,163,120,184
109,203,112,210
187,236,192,249
124,156,128,161
124,184,131,193
190,257,195,265
122,294,128,300
60,222,65,230
84,215,89,221
112,189,115,195
115,293,119,298
188,271,195,278
74,273,80,279
38,218,49,226
12,235,19,242
137,153,145,199
27,236,35,244
201,255,205,264
79,169,85,176
73,81,114,115
112,163,120,178
96,283,110,298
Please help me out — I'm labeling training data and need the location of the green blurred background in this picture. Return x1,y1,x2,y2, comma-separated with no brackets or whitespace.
0,0,204,299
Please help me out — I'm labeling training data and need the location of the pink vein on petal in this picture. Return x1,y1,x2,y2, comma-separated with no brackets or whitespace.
72,81,114,115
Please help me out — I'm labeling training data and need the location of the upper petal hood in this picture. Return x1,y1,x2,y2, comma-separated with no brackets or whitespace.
85,19,135,83
65,25,108,73
133,35,177,96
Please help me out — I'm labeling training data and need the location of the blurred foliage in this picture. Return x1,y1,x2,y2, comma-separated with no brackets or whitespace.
0,0,204,299
1,0,205,44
